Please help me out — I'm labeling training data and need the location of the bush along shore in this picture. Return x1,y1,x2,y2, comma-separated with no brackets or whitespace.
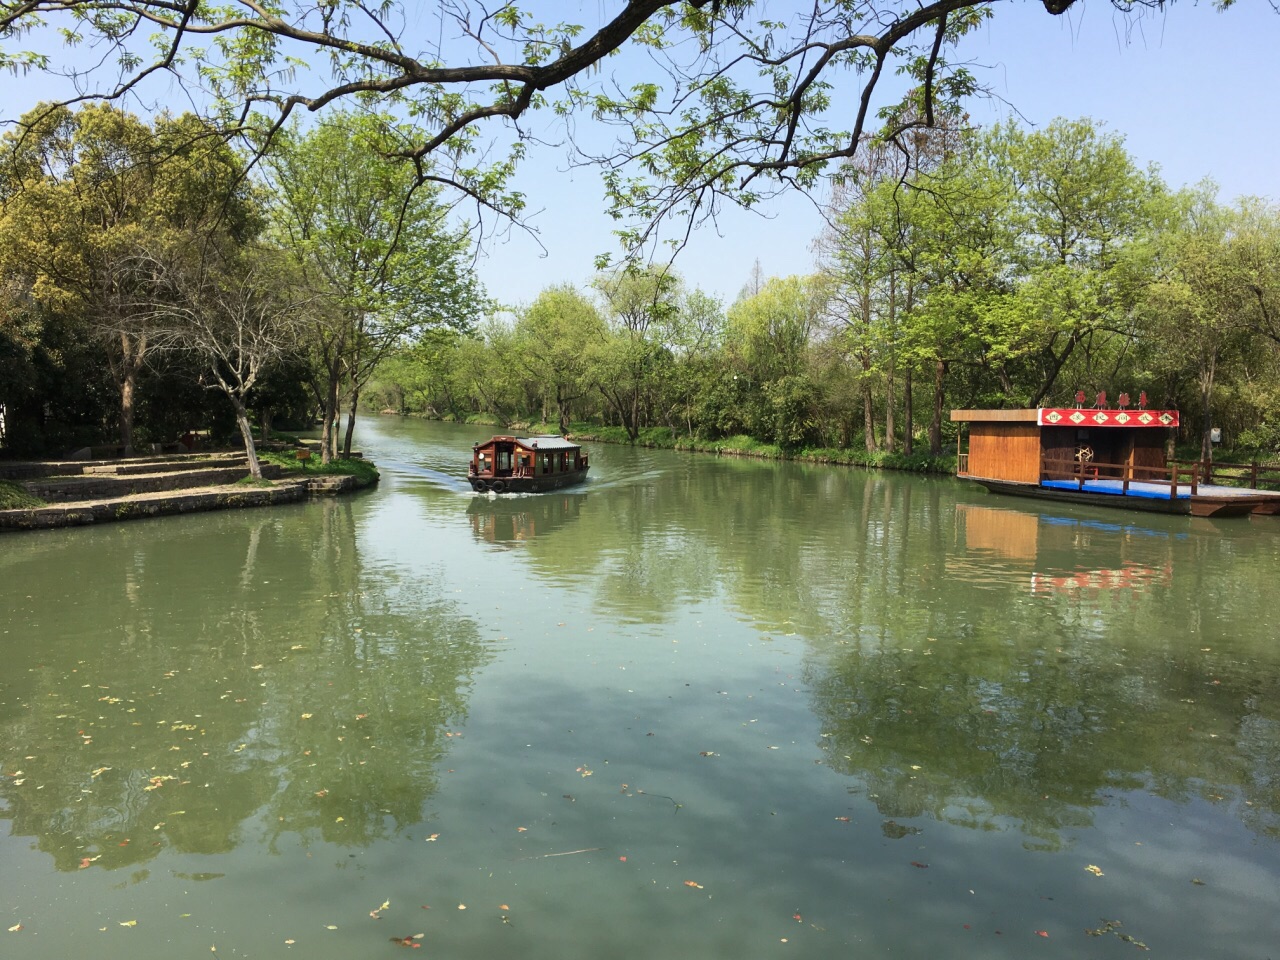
0,449,378,533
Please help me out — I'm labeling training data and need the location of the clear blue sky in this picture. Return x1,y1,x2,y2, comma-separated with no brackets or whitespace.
473,0,1279,310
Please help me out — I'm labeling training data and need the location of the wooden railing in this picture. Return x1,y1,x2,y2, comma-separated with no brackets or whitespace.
1170,459,1280,491
957,453,969,476
1040,457,1200,500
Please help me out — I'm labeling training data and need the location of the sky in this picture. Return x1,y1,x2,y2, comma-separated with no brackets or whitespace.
468,0,1280,309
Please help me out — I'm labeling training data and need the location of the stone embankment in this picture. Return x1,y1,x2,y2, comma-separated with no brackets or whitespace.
0,451,371,533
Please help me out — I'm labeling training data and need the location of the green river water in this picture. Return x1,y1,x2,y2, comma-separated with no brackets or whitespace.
2,417,1278,959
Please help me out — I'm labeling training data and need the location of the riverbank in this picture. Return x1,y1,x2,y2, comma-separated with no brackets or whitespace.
428,414,958,474
0,450,378,533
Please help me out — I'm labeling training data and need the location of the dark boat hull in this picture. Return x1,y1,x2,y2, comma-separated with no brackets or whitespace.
970,478,1262,518
469,468,588,494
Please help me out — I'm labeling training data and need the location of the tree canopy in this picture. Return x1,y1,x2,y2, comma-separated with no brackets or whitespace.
2,1,1257,261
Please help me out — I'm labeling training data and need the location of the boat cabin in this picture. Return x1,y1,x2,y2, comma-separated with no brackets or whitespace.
468,435,589,494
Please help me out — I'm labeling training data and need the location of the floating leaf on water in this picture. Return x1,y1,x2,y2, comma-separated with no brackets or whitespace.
910,861,929,869
119,920,137,927
683,881,704,889
1085,865,1104,877
1036,930,1048,937
7,924,22,933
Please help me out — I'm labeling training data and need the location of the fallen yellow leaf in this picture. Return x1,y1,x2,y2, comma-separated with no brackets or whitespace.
1085,864,1104,877
120,920,137,927
7,923,22,932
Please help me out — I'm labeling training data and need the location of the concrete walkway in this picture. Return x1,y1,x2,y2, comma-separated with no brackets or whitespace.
0,452,371,533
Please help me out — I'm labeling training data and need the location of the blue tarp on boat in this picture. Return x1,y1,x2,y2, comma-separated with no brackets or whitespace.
1040,479,1189,500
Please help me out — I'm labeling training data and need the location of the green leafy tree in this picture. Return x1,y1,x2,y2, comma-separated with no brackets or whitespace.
264,111,480,462
724,275,823,446
591,267,681,441
513,285,607,433
4,2,1242,264
0,104,257,452
1139,184,1260,462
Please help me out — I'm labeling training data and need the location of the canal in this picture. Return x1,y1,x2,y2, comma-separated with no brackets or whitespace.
2,417,1278,958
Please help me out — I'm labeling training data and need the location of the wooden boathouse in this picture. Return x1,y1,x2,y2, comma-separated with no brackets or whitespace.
953,404,1176,485
951,400,1280,517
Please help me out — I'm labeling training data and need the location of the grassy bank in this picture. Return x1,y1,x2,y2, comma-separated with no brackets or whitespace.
0,479,46,509
258,451,381,487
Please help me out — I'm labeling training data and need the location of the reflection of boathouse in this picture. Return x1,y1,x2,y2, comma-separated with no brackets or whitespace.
951,502,1173,595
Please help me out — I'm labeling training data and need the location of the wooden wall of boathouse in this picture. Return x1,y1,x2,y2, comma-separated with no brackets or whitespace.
1131,432,1166,473
967,423,1041,483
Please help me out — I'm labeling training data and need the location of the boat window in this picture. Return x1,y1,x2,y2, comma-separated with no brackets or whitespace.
497,450,512,471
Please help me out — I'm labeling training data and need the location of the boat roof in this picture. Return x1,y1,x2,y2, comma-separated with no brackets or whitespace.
516,436,579,450
952,407,1179,428
474,435,581,451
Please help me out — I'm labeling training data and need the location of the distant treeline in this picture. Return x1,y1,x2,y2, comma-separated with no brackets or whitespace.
369,119,1280,462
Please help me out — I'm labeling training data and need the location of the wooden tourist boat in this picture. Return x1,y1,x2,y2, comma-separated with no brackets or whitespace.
952,397,1280,519
468,435,589,494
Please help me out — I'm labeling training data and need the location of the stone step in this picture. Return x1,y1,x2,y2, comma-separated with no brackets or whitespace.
24,464,283,502
81,454,249,476
306,475,358,495
0,482,309,531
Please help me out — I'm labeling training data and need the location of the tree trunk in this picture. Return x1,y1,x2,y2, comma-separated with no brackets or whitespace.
929,359,946,456
862,361,877,452
903,367,913,457
884,355,895,455
120,368,137,456
321,368,340,466
260,407,273,444
231,396,263,479
884,275,896,454
342,386,359,458
1199,352,1216,465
